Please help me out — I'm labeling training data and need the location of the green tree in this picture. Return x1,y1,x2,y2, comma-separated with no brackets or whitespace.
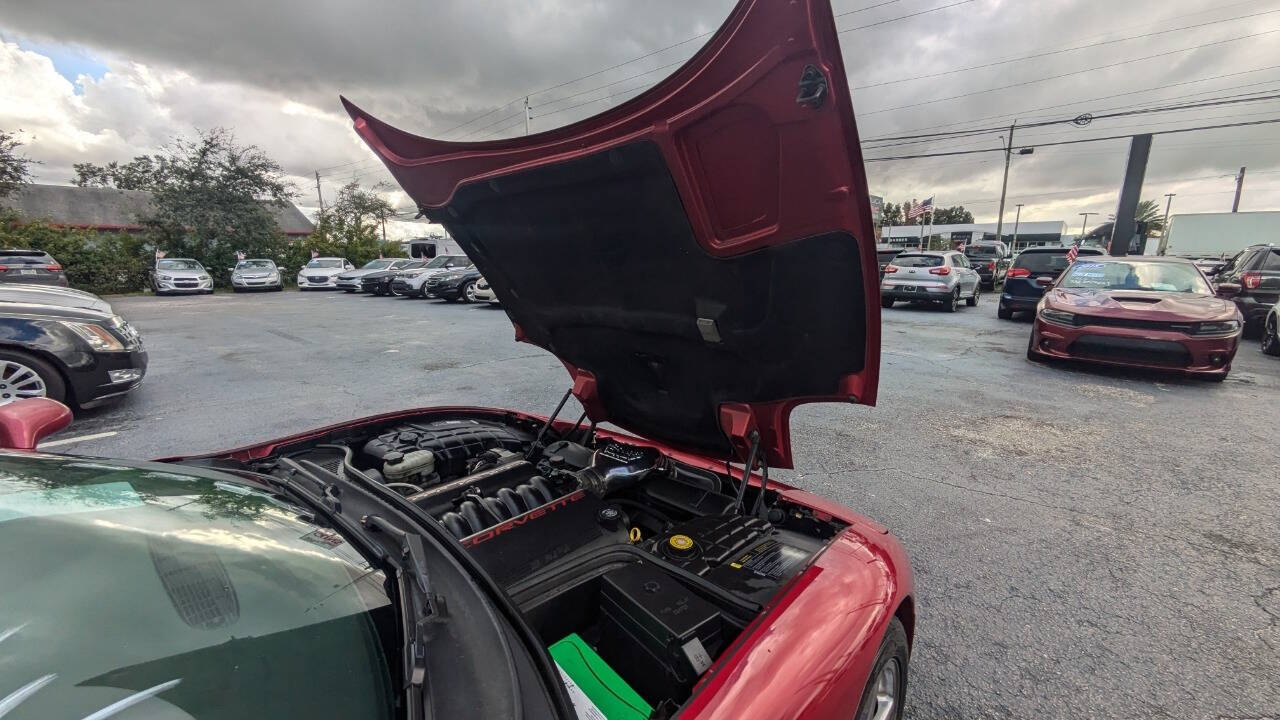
930,205,973,224
1,130,36,201
1135,198,1165,236
882,202,903,226
72,155,171,190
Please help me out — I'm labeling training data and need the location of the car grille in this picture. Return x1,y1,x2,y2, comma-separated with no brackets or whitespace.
308,275,328,283
425,278,443,288
1072,315,1193,333
174,280,199,287
1069,335,1191,367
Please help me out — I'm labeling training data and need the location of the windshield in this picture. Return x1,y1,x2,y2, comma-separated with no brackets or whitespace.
893,255,944,268
1060,260,1212,294
0,454,395,719
235,260,274,270
157,259,202,271
307,259,344,268
360,260,393,270
426,255,465,268
965,245,1001,258
1014,251,1084,274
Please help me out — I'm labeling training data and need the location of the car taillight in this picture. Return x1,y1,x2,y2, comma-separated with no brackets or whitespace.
1242,271,1262,290
45,264,62,271
884,265,899,273
929,267,951,275
988,261,996,271
1007,267,1031,278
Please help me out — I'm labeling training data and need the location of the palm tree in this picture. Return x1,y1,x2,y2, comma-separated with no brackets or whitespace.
1136,199,1165,236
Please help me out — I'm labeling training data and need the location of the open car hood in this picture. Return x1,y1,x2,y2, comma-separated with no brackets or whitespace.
342,0,880,468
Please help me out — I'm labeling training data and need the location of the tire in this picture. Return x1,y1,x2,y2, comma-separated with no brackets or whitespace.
854,617,909,720
1026,330,1045,362
997,303,1013,320
1262,314,1280,356
967,284,980,307
1207,372,1228,382
943,288,959,313
0,349,68,406
460,281,477,303
881,297,895,309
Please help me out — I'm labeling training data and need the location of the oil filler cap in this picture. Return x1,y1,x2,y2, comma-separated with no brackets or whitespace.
665,534,697,559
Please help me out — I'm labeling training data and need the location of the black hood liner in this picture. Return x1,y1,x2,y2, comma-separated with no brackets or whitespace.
426,141,867,459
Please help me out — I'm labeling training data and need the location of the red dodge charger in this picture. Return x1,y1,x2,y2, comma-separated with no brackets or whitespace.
1029,256,1243,380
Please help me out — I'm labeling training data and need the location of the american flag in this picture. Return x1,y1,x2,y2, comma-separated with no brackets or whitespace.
907,196,934,220
1066,240,1081,263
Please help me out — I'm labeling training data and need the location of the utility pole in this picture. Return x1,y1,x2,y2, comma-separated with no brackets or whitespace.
380,209,387,243
1079,212,1097,240
314,171,326,215
524,97,531,136
1157,193,1175,255
1011,204,1023,252
993,123,1016,251
1232,166,1246,212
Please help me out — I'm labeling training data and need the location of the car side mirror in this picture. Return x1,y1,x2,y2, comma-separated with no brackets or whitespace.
1035,276,1054,287
1216,282,1242,297
0,398,73,450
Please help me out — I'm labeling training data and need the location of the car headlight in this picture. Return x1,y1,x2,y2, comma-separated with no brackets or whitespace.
1194,320,1241,336
1039,308,1076,326
60,321,125,351
198,274,210,281
158,274,173,281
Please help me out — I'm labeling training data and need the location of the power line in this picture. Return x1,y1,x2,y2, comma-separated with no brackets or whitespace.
853,7,1280,90
864,117,1280,161
859,29,1280,116
837,0,974,32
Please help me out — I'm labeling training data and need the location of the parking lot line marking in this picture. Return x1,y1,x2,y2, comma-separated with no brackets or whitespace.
38,431,119,449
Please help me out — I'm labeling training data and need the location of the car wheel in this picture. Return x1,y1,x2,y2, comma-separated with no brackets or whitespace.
881,297,895,309
943,288,959,313
1026,331,1046,362
997,303,1013,320
460,281,477,303
967,284,980,307
854,617,909,720
0,349,67,406
1263,314,1280,356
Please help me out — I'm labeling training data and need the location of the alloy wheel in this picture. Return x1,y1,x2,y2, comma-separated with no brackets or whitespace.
1264,315,1280,356
857,658,900,720
464,283,478,302
0,360,49,404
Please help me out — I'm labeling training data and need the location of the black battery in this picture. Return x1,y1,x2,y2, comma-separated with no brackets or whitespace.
597,563,723,705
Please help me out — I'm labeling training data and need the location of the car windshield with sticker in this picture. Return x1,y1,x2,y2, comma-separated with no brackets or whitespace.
1059,260,1212,294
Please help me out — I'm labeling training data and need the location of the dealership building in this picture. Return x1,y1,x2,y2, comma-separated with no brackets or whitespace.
881,221,1068,252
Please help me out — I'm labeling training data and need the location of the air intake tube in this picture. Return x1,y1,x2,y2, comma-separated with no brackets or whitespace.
575,441,663,497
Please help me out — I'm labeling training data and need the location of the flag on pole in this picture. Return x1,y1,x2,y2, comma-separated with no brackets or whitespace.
236,250,246,261
155,249,166,260
1066,239,1080,263
311,249,320,259
907,196,934,220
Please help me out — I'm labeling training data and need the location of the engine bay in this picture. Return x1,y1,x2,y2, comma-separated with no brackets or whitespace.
206,411,849,716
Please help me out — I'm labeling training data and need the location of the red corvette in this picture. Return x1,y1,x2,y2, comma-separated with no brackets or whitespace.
0,0,914,719
1028,255,1242,380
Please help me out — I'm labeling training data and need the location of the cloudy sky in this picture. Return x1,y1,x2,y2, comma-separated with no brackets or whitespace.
2,0,1278,238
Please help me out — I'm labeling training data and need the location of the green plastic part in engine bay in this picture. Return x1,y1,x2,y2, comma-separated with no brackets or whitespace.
550,633,653,720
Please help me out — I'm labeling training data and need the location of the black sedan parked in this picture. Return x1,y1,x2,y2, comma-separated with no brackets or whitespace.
361,260,426,295
0,248,69,287
0,286,147,408
997,245,1104,319
424,266,483,302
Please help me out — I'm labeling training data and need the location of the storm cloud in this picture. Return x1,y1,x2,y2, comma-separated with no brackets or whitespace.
2,0,1277,228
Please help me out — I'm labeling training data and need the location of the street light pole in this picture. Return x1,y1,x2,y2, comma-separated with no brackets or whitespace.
1158,193,1176,255
1011,204,1023,252
1079,212,1097,241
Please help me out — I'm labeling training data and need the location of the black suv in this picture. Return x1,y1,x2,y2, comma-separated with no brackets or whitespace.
964,241,1012,289
1210,244,1280,338
997,245,1104,319
0,249,69,287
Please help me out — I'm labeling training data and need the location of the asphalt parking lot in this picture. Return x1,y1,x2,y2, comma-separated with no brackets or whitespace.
56,289,1280,720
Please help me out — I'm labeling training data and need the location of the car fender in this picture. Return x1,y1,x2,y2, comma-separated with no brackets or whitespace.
680,526,913,719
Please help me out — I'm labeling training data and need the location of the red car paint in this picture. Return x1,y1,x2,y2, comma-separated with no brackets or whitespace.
339,0,882,470
178,404,915,720
1029,261,1243,379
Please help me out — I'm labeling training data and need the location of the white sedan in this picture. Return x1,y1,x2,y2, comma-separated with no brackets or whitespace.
296,257,354,289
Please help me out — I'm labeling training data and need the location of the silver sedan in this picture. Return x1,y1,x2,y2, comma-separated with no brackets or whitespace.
880,250,982,312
